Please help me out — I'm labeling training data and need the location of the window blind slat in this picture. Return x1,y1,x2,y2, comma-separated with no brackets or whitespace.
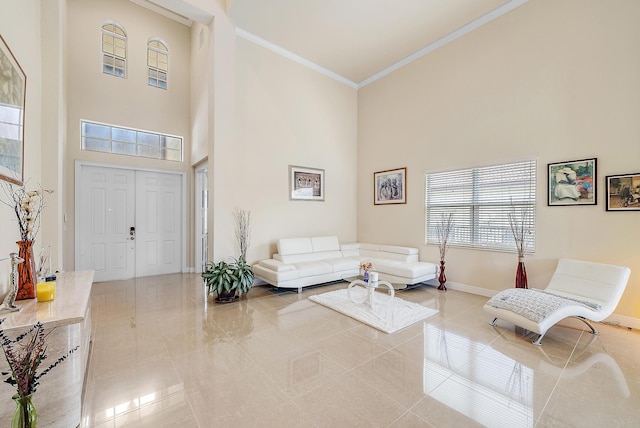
425,160,536,253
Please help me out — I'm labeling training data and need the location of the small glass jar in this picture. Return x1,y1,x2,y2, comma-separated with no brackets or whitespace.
36,281,56,302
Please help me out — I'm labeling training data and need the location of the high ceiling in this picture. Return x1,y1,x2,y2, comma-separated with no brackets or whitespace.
137,0,528,87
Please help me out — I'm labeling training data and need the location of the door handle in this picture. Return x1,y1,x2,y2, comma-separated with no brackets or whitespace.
130,226,136,240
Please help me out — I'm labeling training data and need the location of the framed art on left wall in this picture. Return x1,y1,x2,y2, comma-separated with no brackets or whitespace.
289,165,325,201
0,34,26,185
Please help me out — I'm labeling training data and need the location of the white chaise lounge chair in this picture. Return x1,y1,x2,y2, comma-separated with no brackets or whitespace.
484,258,631,345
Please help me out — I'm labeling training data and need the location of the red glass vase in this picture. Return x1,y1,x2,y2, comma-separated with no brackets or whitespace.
438,260,447,291
16,240,37,300
515,257,528,289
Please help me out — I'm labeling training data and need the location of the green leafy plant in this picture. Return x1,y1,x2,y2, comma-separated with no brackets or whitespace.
232,256,254,297
201,257,255,298
201,208,255,300
201,260,234,296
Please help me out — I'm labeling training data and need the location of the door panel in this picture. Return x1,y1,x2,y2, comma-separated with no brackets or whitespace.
78,166,135,281
135,171,182,277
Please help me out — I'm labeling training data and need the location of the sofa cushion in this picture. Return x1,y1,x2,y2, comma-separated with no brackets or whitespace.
378,245,418,256
324,257,359,272
258,259,296,272
277,250,343,264
292,261,333,276
371,259,437,278
311,236,340,252
277,237,313,256
252,263,299,282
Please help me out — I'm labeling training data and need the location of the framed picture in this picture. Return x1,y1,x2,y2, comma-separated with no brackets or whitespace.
0,34,26,185
548,158,596,206
605,173,640,211
289,165,324,201
374,167,406,205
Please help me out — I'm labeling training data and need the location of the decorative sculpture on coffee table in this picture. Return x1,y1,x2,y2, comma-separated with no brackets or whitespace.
0,252,25,314
435,213,455,291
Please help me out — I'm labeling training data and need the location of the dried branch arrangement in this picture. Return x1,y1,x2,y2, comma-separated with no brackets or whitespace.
234,208,251,261
435,213,455,261
508,205,531,258
1,182,52,242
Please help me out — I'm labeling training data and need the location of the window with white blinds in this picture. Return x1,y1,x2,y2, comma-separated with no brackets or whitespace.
425,160,536,253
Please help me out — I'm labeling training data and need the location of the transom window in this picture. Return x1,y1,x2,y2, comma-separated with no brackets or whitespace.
147,40,168,89
425,160,536,253
81,120,183,162
102,23,127,78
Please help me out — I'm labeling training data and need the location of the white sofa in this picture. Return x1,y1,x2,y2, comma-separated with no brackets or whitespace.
252,236,438,293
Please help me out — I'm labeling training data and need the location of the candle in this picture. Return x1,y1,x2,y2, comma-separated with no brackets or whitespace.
369,271,379,284
36,281,56,302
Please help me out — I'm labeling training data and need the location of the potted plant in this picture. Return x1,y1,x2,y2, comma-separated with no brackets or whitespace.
1,319,78,427
201,259,237,302
201,208,255,302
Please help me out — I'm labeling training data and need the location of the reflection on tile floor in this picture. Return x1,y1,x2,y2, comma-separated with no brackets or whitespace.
81,274,640,427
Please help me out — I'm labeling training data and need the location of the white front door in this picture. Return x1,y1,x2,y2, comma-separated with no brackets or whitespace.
77,166,136,281
76,164,183,281
135,170,182,277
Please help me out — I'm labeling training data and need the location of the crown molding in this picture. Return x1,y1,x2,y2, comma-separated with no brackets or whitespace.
129,0,193,27
358,0,529,88
235,0,529,89
235,28,359,89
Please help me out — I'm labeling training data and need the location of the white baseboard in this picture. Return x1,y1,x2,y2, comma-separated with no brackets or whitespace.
445,281,495,298
444,281,640,331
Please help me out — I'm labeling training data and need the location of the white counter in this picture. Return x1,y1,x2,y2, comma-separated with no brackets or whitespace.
0,270,94,427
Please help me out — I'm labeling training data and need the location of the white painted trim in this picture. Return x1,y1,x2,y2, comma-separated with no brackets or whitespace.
445,281,495,297
604,314,640,331
359,0,529,88
235,27,358,89
129,0,193,27
74,160,188,276
234,1,528,89
194,163,208,274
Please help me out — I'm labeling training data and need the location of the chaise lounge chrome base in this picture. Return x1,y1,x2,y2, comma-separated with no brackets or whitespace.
489,315,599,346
484,259,630,346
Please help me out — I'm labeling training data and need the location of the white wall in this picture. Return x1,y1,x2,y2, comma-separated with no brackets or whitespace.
357,0,640,319
215,36,359,263
0,0,42,296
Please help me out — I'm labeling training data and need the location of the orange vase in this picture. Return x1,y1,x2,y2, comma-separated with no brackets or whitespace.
16,240,37,300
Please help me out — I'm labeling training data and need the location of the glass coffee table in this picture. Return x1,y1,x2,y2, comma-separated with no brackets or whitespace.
342,275,407,290
343,275,405,311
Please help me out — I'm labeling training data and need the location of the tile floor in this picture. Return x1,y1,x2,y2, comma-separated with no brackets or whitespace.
81,274,640,427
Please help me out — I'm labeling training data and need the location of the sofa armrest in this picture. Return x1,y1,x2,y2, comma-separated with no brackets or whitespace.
258,259,296,272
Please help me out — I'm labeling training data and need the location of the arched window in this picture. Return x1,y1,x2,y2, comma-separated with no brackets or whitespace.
147,40,168,89
102,23,127,78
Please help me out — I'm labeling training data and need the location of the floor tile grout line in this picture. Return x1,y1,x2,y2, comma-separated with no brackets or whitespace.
533,330,582,427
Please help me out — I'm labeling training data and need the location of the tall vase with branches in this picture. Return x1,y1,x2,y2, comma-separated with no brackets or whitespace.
435,213,455,291
508,204,531,289
1,182,51,300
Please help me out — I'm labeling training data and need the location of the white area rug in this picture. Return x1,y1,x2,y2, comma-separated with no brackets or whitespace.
308,288,439,334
